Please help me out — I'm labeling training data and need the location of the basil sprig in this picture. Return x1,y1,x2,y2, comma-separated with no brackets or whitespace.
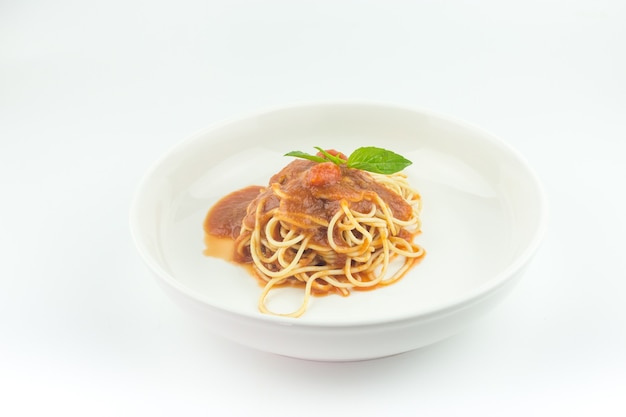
285,146,412,175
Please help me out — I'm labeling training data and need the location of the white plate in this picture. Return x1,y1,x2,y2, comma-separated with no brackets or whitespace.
130,102,548,361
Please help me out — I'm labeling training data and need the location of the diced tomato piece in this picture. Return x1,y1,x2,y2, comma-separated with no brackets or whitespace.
306,162,342,187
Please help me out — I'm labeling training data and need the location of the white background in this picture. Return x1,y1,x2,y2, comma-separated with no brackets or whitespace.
1,0,625,415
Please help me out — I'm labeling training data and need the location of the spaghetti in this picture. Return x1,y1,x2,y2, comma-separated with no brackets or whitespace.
204,150,425,318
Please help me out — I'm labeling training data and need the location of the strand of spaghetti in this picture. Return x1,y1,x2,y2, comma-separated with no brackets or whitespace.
371,192,400,236
378,227,391,279
258,275,312,317
275,244,306,270
344,209,393,261
253,236,279,264
338,218,373,253
389,212,421,228
253,259,341,284
343,221,386,252
312,272,361,290
265,217,305,248
308,277,351,295
260,238,309,278
370,173,422,219
326,208,346,252
350,216,387,228
376,257,419,286
337,221,390,286
338,205,379,232
328,201,372,256
249,196,272,262
274,225,318,270
388,238,425,257
343,235,375,264
344,256,384,287
258,268,349,317
348,247,385,274
370,172,416,198
250,216,312,277
260,218,306,266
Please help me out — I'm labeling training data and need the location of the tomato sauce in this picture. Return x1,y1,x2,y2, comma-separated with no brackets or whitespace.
204,160,412,263
203,185,263,239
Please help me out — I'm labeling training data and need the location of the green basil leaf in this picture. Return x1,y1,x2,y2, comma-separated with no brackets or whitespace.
284,151,327,163
347,146,412,174
286,146,412,175
314,147,347,165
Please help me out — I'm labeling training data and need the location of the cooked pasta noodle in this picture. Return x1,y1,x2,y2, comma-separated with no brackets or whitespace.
221,160,425,317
